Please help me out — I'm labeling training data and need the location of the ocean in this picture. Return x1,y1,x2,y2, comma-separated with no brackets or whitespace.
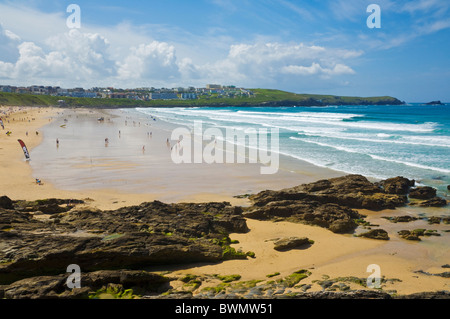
136,104,450,194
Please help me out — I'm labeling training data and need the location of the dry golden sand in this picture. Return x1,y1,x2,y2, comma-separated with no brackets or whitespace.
0,106,448,295
171,219,448,294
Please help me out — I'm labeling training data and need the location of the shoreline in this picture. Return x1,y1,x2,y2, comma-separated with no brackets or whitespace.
0,105,448,298
26,106,345,208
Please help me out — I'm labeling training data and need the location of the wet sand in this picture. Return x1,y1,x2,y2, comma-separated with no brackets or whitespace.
1,106,448,295
28,107,344,206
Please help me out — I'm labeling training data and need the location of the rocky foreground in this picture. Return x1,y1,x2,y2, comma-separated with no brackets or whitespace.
0,175,448,299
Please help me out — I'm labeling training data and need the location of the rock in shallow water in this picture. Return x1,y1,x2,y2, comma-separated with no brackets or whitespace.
409,187,437,200
417,197,447,207
380,176,415,195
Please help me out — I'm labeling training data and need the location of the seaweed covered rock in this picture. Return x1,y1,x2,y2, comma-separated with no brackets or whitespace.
0,270,170,299
409,187,437,200
0,200,249,285
244,175,410,233
273,237,313,251
249,175,408,211
357,229,390,240
0,196,13,209
417,197,447,207
13,198,85,214
244,201,362,233
398,229,441,241
380,177,415,195
398,230,421,241
382,215,418,223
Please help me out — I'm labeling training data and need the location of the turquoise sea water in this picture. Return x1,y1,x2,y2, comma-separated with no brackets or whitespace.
137,104,450,194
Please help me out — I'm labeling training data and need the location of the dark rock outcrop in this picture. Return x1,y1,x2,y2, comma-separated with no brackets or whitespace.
0,200,249,285
249,175,408,211
0,270,170,299
425,101,443,105
11,198,85,214
398,229,441,241
382,215,418,223
273,237,313,251
244,201,362,234
1,173,447,300
396,291,450,299
409,187,437,200
380,177,415,195
357,229,390,240
244,175,410,234
245,175,446,236
428,216,443,224
0,196,13,210
416,197,447,207
398,230,421,241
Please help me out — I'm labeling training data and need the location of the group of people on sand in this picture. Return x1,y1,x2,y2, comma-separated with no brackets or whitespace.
100,130,156,153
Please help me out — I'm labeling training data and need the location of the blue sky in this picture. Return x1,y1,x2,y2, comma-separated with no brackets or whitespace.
0,0,449,102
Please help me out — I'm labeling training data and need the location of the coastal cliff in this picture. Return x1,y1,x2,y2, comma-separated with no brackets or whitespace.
0,90,404,108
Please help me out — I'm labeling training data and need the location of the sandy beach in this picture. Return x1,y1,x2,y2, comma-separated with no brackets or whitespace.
0,106,448,296
21,106,346,208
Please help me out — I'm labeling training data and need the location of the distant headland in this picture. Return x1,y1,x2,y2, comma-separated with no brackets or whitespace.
0,84,405,108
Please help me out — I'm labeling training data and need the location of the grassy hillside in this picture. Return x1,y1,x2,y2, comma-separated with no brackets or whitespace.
250,89,403,106
0,90,404,108
0,92,57,106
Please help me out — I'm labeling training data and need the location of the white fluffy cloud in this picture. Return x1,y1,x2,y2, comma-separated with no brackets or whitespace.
117,41,180,82
0,24,360,88
0,29,115,84
281,62,355,76
193,42,360,86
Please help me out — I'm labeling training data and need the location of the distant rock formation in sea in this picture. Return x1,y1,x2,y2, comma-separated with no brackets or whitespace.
425,101,443,105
